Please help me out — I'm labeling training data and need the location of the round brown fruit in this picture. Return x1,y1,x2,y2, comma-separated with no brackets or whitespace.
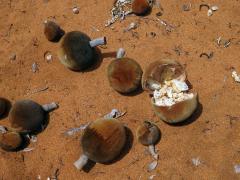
81,118,126,163
107,58,143,93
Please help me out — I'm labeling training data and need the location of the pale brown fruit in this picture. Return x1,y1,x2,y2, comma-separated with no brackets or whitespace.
81,118,126,163
44,20,64,42
0,130,23,151
74,118,127,170
107,58,143,93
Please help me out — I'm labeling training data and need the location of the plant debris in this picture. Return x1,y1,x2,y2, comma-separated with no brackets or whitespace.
123,22,138,32
22,147,35,152
234,164,240,174
199,52,214,59
232,71,240,82
64,123,90,136
104,109,126,119
9,53,16,61
0,126,7,133
105,0,132,27
192,157,201,166
147,160,158,172
149,175,156,180
182,4,191,11
216,37,231,48
32,62,39,73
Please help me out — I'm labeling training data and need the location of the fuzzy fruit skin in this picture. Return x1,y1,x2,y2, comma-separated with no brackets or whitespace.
81,118,126,163
152,93,198,123
142,59,187,92
9,100,45,133
44,21,64,42
136,121,160,146
0,98,6,117
107,58,143,93
58,31,95,71
0,131,22,151
132,0,151,16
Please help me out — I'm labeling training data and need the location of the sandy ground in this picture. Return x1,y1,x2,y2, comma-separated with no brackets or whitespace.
0,0,240,179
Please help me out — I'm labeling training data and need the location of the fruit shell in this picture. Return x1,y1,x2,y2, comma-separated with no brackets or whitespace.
151,93,198,123
142,59,187,92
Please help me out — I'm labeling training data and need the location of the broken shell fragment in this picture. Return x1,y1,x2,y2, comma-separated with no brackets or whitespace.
151,92,198,123
142,60,186,92
58,31,106,71
132,0,151,16
0,129,23,151
44,20,64,42
0,98,7,117
107,48,143,93
136,121,160,146
9,100,58,133
74,118,126,170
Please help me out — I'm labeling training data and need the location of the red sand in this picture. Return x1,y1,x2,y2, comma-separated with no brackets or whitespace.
0,0,240,179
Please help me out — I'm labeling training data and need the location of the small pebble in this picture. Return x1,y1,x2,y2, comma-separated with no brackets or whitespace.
32,62,39,73
192,157,201,166
234,164,240,174
9,53,16,61
44,51,53,62
182,4,190,11
72,6,79,14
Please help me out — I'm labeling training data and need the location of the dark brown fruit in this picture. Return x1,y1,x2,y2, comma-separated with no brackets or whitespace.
0,98,7,117
58,31,96,71
132,0,151,16
9,100,45,133
151,93,198,123
136,121,160,146
107,58,143,93
142,59,187,92
44,20,64,42
0,131,22,151
81,118,126,163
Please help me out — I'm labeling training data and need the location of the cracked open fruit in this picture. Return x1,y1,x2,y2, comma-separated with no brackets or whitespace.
132,0,151,16
0,126,23,151
74,118,126,170
107,48,143,93
9,100,58,133
44,20,64,42
142,60,198,123
58,31,106,71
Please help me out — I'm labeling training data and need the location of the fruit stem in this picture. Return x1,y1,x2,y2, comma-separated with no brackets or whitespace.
74,154,88,170
89,37,106,47
148,144,159,160
116,48,125,59
41,102,58,112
